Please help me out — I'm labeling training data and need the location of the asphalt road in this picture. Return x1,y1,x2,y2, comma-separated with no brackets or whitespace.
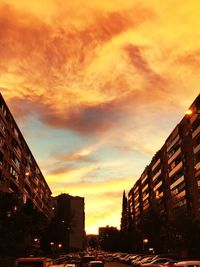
105,262,132,267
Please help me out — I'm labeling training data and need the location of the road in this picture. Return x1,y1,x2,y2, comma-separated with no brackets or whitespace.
105,262,131,267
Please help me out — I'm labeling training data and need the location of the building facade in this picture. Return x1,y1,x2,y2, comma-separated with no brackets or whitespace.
52,193,85,252
0,93,52,218
128,94,200,227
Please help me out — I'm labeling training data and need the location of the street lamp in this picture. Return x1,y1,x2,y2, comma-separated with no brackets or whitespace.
142,238,149,252
186,108,200,115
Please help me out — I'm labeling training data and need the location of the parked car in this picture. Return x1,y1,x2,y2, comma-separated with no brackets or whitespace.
131,256,153,266
105,253,114,262
134,256,156,267
88,261,104,267
141,258,173,267
174,261,200,267
125,255,139,264
15,257,53,267
66,264,76,267
160,260,178,267
82,255,96,267
96,255,105,263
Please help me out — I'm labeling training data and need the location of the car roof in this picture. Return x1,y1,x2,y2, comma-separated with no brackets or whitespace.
175,261,200,265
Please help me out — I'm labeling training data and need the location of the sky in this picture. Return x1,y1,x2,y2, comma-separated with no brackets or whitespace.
0,0,199,234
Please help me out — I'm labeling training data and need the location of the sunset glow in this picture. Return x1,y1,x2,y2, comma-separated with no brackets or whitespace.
0,0,199,234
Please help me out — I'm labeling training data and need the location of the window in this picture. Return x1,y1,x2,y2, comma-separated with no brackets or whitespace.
12,153,20,169
10,166,19,182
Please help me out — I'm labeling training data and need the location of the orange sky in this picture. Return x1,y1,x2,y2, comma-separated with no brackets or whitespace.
0,0,199,234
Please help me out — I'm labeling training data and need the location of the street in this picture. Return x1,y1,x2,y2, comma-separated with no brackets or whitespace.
105,262,131,267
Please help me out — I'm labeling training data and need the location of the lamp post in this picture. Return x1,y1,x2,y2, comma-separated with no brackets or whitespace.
50,242,55,257
143,238,149,252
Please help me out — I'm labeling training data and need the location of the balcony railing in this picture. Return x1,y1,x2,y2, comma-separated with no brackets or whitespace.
170,175,184,190
152,169,162,181
173,189,186,200
167,134,180,152
142,183,148,192
194,143,200,154
152,158,161,171
169,161,183,177
141,174,148,184
168,147,181,165
153,180,162,192
195,162,200,171
192,125,200,138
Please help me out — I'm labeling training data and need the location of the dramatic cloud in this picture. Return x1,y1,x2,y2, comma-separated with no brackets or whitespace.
0,0,199,233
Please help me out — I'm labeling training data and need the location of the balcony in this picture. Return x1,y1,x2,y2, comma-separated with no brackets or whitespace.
152,169,162,182
134,193,139,201
195,162,200,171
153,180,162,192
194,143,200,154
152,158,161,171
14,147,22,159
190,113,199,124
167,134,180,152
170,175,184,190
134,186,139,194
142,193,149,201
168,147,181,165
192,125,200,138
135,202,140,209
143,203,150,210
142,183,148,192
169,161,183,177
174,190,186,200
141,174,148,184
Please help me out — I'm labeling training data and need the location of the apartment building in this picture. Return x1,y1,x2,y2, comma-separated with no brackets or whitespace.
0,93,52,218
128,94,200,226
52,193,85,252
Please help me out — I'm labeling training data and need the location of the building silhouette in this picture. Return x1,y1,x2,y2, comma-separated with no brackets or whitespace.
52,193,85,252
0,93,52,218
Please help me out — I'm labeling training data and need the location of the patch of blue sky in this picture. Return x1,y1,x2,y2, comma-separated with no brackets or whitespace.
17,115,86,165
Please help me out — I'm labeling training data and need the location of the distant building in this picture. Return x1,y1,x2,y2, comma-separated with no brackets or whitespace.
53,193,85,252
98,225,118,242
128,93,200,226
0,93,52,218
